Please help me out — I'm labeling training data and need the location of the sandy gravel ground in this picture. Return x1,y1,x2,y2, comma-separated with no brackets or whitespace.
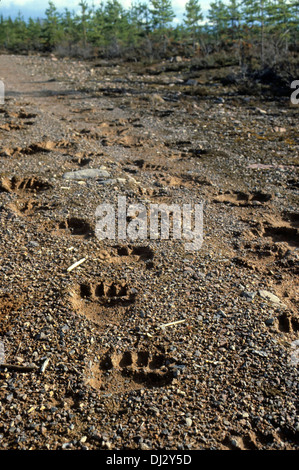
0,53,298,451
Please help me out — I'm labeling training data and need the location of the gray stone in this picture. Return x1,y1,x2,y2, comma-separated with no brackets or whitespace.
97,178,117,185
241,291,256,301
140,442,150,450
252,349,268,357
185,417,193,427
185,79,198,86
258,290,281,304
27,240,39,247
36,332,48,341
62,168,110,180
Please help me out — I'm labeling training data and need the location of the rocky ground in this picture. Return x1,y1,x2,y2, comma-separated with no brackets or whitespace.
0,53,298,451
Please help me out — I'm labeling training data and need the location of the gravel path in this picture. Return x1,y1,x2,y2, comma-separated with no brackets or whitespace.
0,54,298,451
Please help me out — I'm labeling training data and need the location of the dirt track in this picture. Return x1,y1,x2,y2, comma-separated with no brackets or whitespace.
0,53,298,450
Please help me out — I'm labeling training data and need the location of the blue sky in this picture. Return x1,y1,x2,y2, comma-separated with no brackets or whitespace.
0,0,212,21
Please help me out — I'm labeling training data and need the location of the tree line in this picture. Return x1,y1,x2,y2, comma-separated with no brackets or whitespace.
0,0,298,64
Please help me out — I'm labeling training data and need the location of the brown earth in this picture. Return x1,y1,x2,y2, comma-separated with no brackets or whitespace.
0,53,298,451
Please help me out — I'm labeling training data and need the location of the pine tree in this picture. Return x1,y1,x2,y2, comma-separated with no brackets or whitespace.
27,17,43,50
0,15,5,47
289,0,299,46
77,0,90,48
266,0,294,52
12,12,28,49
183,0,203,48
207,0,229,43
226,0,241,39
127,1,151,48
89,2,106,47
241,0,268,65
149,0,175,31
101,0,130,53
148,0,175,55
129,1,151,35
61,8,80,44
42,1,63,50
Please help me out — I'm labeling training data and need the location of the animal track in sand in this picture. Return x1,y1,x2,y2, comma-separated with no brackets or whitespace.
0,176,52,193
76,122,144,148
277,311,299,335
115,244,154,260
7,198,51,217
86,349,175,394
133,158,167,172
1,109,37,120
0,109,37,132
57,217,94,238
71,152,93,167
282,211,299,227
79,279,134,303
0,122,26,131
70,279,137,326
0,293,22,335
213,190,273,206
233,211,298,314
261,211,299,248
262,225,298,247
124,159,213,189
221,429,295,450
221,432,259,450
101,134,144,148
94,245,155,268
114,245,155,269
0,139,73,158
240,212,299,255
